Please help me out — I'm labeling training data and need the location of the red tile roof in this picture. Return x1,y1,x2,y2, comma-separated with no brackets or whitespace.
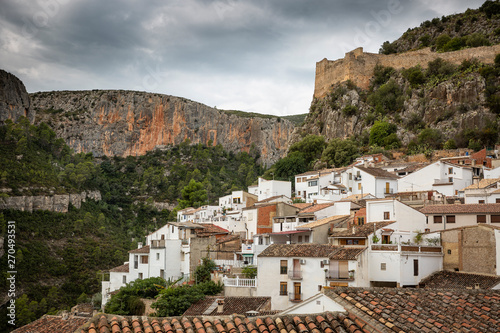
330,221,394,238
78,313,366,333
183,296,271,316
128,245,150,253
420,203,500,214
109,263,129,273
258,244,365,260
291,203,313,210
355,166,400,179
326,287,500,333
194,224,229,237
298,203,334,214
13,315,90,333
420,271,500,290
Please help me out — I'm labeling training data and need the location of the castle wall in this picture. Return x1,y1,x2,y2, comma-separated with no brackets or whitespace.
314,45,500,98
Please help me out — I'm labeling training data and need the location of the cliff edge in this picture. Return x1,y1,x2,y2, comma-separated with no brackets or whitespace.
0,69,35,124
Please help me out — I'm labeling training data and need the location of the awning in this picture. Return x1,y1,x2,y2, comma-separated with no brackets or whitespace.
242,254,254,257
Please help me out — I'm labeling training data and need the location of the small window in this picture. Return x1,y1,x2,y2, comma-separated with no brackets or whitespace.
349,173,352,180
280,260,287,275
383,212,390,220
434,216,442,224
298,236,303,243
280,282,287,295
156,253,160,260
447,249,452,255
448,167,453,174
357,217,365,225
296,178,302,183
492,215,500,223
309,180,318,186
381,263,386,271
478,200,485,204
298,191,301,195
305,235,310,243
259,237,263,245
446,215,455,224
318,285,322,292
413,259,419,276
138,273,143,279
496,198,500,203
477,215,486,223
123,275,127,284
448,177,453,183
141,255,149,264
358,183,362,190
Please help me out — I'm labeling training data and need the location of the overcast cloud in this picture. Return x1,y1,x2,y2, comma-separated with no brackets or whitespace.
0,0,486,116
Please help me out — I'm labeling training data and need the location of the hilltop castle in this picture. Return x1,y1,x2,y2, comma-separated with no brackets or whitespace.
314,45,500,98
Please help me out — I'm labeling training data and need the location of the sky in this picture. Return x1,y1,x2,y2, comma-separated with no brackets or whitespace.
0,0,487,116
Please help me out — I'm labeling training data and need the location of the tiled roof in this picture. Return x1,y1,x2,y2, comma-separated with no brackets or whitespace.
420,271,500,290
194,224,229,237
258,244,364,260
296,215,350,229
420,203,500,214
256,195,290,204
291,203,313,210
343,193,373,201
79,312,366,333
462,178,500,190
110,263,129,273
355,166,400,179
330,221,394,238
129,245,150,254
325,287,500,333
298,203,334,214
183,296,271,316
13,315,90,333
242,203,276,211
216,234,241,244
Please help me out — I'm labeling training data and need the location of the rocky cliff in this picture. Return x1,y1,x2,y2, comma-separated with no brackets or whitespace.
0,69,35,124
31,90,293,166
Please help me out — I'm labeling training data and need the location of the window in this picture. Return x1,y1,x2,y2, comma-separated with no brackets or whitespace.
258,237,263,245
160,269,165,279
492,215,500,223
496,198,500,203
448,167,453,174
141,255,149,264
358,183,362,190
413,259,419,276
477,215,486,223
309,180,318,187
134,255,138,269
381,263,387,271
298,191,301,196
357,217,365,225
434,216,442,224
123,275,127,284
318,285,322,292
156,253,160,260
446,215,456,224
280,260,287,274
383,212,390,220
298,236,303,243
349,173,352,180
448,177,453,183
479,200,485,204
280,282,287,295
296,178,302,183
305,235,310,243
138,273,143,279
302,177,307,182
447,250,452,255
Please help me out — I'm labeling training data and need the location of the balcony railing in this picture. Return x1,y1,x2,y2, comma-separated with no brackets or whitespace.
288,292,303,302
354,175,362,181
223,276,257,288
371,244,442,253
384,188,394,194
325,270,353,281
151,240,165,248
288,270,302,280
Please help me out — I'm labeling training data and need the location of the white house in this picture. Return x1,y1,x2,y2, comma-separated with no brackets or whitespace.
342,166,399,199
256,244,368,310
218,190,258,212
420,203,500,232
398,161,473,197
462,178,500,204
255,178,292,201
295,168,346,203
484,166,500,179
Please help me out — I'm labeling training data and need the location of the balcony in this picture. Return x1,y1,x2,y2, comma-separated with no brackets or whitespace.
325,270,354,281
288,292,303,302
354,175,362,181
384,188,394,195
151,240,165,248
288,270,302,280
371,244,442,254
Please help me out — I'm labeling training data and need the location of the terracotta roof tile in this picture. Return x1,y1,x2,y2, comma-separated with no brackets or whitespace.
298,203,335,214
462,178,500,190
330,222,394,238
194,224,229,237
420,203,500,214
291,203,313,210
296,216,350,230
258,244,364,260
110,263,129,273
129,245,150,254
325,287,500,333
420,271,500,290
183,297,271,316
355,166,399,179
12,315,90,333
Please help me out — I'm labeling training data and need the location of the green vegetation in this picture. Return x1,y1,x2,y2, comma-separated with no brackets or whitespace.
321,138,360,167
242,265,257,279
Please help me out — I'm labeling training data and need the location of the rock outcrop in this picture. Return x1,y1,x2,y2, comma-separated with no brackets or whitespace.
0,69,35,124
0,190,101,213
32,90,294,165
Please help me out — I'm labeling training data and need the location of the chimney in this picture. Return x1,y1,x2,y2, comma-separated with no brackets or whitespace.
474,283,480,290
137,242,143,249
352,226,356,234
217,299,224,313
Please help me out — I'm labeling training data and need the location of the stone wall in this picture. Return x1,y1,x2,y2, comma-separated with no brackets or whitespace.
0,190,101,213
314,45,500,98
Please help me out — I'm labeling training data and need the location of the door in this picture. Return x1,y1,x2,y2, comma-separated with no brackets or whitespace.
385,182,390,194
293,259,300,278
294,282,301,301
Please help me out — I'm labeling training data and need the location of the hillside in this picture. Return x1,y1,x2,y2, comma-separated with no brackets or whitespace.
31,90,294,166
380,1,500,54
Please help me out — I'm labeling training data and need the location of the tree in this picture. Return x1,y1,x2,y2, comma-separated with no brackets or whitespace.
369,120,398,147
194,257,216,283
272,151,308,182
321,138,360,167
418,128,443,149
288,135,326,167
178,179,207,208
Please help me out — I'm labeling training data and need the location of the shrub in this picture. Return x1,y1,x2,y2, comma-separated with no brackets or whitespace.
369,120,398,147
418,128,443,149
342,105,358,117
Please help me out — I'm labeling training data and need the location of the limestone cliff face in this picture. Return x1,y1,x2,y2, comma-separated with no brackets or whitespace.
31,90,293,165
0,69,35,124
